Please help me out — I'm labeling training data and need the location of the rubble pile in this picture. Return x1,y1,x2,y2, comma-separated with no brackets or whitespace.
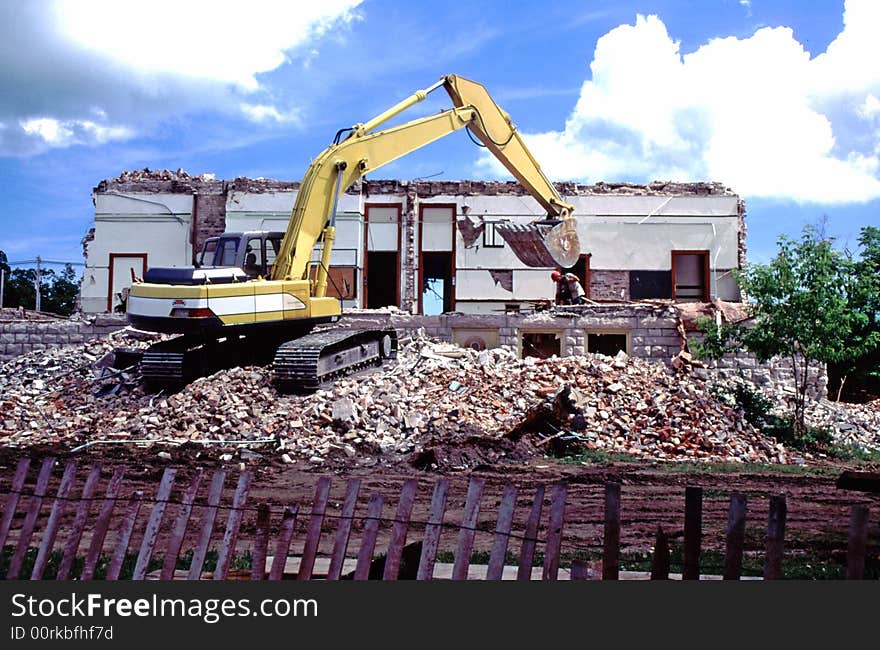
774,390,880,452
0,331,809,466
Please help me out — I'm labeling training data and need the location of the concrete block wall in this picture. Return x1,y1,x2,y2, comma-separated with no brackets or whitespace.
0,315,129,363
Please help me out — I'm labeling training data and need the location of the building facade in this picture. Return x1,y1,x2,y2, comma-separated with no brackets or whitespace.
82,170,745,317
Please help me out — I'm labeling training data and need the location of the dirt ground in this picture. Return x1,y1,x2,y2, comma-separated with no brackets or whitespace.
2,441,878,578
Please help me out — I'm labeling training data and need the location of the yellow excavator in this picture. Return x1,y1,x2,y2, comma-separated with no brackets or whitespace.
126,74,580,391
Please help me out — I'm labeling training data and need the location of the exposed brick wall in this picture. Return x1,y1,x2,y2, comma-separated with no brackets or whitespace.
0,315,128,363
590,270,629,301
193,192,228,258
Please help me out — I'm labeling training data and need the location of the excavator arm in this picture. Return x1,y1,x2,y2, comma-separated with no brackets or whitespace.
271,74,580,294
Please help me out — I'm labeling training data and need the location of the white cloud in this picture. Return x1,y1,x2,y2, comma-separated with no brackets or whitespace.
240,103,301,125
478,0,880,204
52,0,361,92
0,0,362,155
20,117,133,147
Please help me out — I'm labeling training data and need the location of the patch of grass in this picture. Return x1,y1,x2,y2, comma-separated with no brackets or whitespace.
560,449,642,465
0,546,247,580
826,444,880,464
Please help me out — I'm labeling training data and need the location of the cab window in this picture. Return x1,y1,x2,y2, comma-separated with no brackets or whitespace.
244,237,264,275
266,237,282,276
198,239,217,266
216,238,239,267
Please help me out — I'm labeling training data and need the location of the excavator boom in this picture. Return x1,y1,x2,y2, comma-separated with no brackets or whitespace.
271,74,579,290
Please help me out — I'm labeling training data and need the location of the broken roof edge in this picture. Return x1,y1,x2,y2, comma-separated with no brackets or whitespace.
94,169,738,199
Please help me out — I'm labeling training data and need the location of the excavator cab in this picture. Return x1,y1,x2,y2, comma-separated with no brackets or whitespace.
192,232,285,278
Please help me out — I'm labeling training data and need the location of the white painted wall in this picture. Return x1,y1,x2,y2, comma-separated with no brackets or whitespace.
84,185,743,312
82,193,194,313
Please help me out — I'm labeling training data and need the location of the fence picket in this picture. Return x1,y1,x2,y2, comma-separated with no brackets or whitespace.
683,486,702,581
133,468,177,580
161,471,203,580
723,493,748,581
846,505,869,580
187,470,226,580
570,560,589,580
517,485,545,581
650,526,670,580
452,478,485,580
297,476,331,581
383,479,418,581
602,482,621,581
81,466,126,581
354,494,384,580
31,461,79,579
763,495,787,580
327,479,361,581
268,506,299,581
213,472,252,580
250,503,272,581
0,457,31,551
57,464,102,580
486,485,517,581
106,491,143,581
417,479,450,580
543,482,567,581
7,457,55,579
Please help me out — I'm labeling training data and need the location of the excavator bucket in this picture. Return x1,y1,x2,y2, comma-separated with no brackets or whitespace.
495,218,581,268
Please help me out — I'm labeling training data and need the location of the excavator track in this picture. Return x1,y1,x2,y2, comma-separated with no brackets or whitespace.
274,328,398,392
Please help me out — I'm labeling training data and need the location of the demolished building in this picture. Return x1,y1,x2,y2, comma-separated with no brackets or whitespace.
76,170,753,363
82,170,745,314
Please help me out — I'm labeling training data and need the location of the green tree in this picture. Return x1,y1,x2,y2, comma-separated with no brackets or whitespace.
835,226,880,397
43,264,79,315
694,225,866,438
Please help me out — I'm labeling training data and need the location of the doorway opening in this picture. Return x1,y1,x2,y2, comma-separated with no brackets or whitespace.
420,251,454,315
365,251,398,308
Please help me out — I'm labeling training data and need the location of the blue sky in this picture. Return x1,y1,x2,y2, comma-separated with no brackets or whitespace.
1,0,878,271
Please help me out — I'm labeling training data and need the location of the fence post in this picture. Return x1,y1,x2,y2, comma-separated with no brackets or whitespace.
297,476,330,581
81,466,126,581
452,478,485,580
603,482,621,580
571,560,590,580
57,464,103,580
486,485,517,580
7,457,55,579
133,468,177,580
187,470,226,580
327,479,361,581
763,495,787,580
382,479,418,581
213,472,252,580
417,479,450,580
250,503,272,581
268,506,299,581
31,461,78,579
517,485,545,581
846,505,869,580
650,526,670,580
683,486,702,580
724,493,748,580
160,471,203,580
354,495,383,580
0,458,31,551
106,491,143,580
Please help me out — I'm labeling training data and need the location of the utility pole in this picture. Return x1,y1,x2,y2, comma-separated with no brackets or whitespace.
34,255,41,312
0,267,4,310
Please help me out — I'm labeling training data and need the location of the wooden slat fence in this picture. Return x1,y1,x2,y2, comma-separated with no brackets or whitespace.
0,457,876,581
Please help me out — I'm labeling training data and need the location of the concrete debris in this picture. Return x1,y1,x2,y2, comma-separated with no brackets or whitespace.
1,331,878,467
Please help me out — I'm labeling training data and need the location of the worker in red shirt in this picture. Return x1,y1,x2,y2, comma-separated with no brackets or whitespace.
551,270,587,305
